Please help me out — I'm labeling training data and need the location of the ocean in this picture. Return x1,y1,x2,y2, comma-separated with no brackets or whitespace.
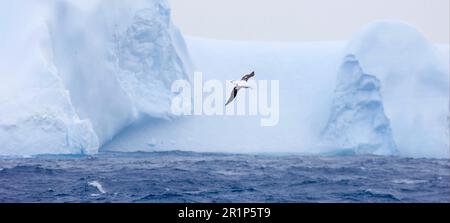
0,151,449,203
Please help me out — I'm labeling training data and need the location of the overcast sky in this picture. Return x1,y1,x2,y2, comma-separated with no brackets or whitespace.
167,0,449,43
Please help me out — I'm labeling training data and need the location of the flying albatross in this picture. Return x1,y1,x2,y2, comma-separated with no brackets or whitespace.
225,71,255,106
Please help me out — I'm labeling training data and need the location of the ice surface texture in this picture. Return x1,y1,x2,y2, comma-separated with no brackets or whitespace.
0,1,448,159
0,0,191,156
322,55,397,155
340,21,449,158
104,21,449,158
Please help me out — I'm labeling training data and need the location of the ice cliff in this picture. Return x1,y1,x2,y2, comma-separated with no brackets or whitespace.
335,21,449,158
105,22,449,158
322,55,397,155
0,0,191,156
0,2,448,159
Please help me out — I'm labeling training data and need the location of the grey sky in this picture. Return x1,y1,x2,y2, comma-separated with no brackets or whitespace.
167,0,449,44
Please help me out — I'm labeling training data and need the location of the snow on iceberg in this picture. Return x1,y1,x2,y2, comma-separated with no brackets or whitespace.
0,3,447,159
105,22,449,159
113,5,192,117
0,1,99,155
322,55,397,155
340,20,449,158
103,38,345,154
0,0,191,156
328,21,450,158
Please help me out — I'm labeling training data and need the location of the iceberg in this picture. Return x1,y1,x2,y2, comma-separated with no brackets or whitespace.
0,1,99,155
322,55,397,155
103,38,346,154
105,23,449,158
0,0,191,156
0,1,448,159
340,21,449,158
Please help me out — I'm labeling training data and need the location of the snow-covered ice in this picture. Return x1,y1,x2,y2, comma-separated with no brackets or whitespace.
322,54,397,155
0,2,448,158
104,22,449,158
0,0,191,156
342,21,449,158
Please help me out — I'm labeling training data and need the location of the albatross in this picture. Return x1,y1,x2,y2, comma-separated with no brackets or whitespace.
225,71,255,106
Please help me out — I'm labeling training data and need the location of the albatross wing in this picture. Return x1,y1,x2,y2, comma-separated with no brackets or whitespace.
225,87,239,106
241,71,255,81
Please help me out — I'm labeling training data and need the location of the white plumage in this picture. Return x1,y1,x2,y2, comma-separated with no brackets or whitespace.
225,71,255,106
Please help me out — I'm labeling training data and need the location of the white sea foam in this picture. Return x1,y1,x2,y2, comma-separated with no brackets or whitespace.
88,181,106,194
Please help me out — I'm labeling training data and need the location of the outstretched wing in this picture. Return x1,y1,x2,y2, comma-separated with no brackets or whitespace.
241,71,255,81
225,87,239,106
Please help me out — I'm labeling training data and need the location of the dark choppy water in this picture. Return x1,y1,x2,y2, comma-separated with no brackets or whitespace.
0,151,449,203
